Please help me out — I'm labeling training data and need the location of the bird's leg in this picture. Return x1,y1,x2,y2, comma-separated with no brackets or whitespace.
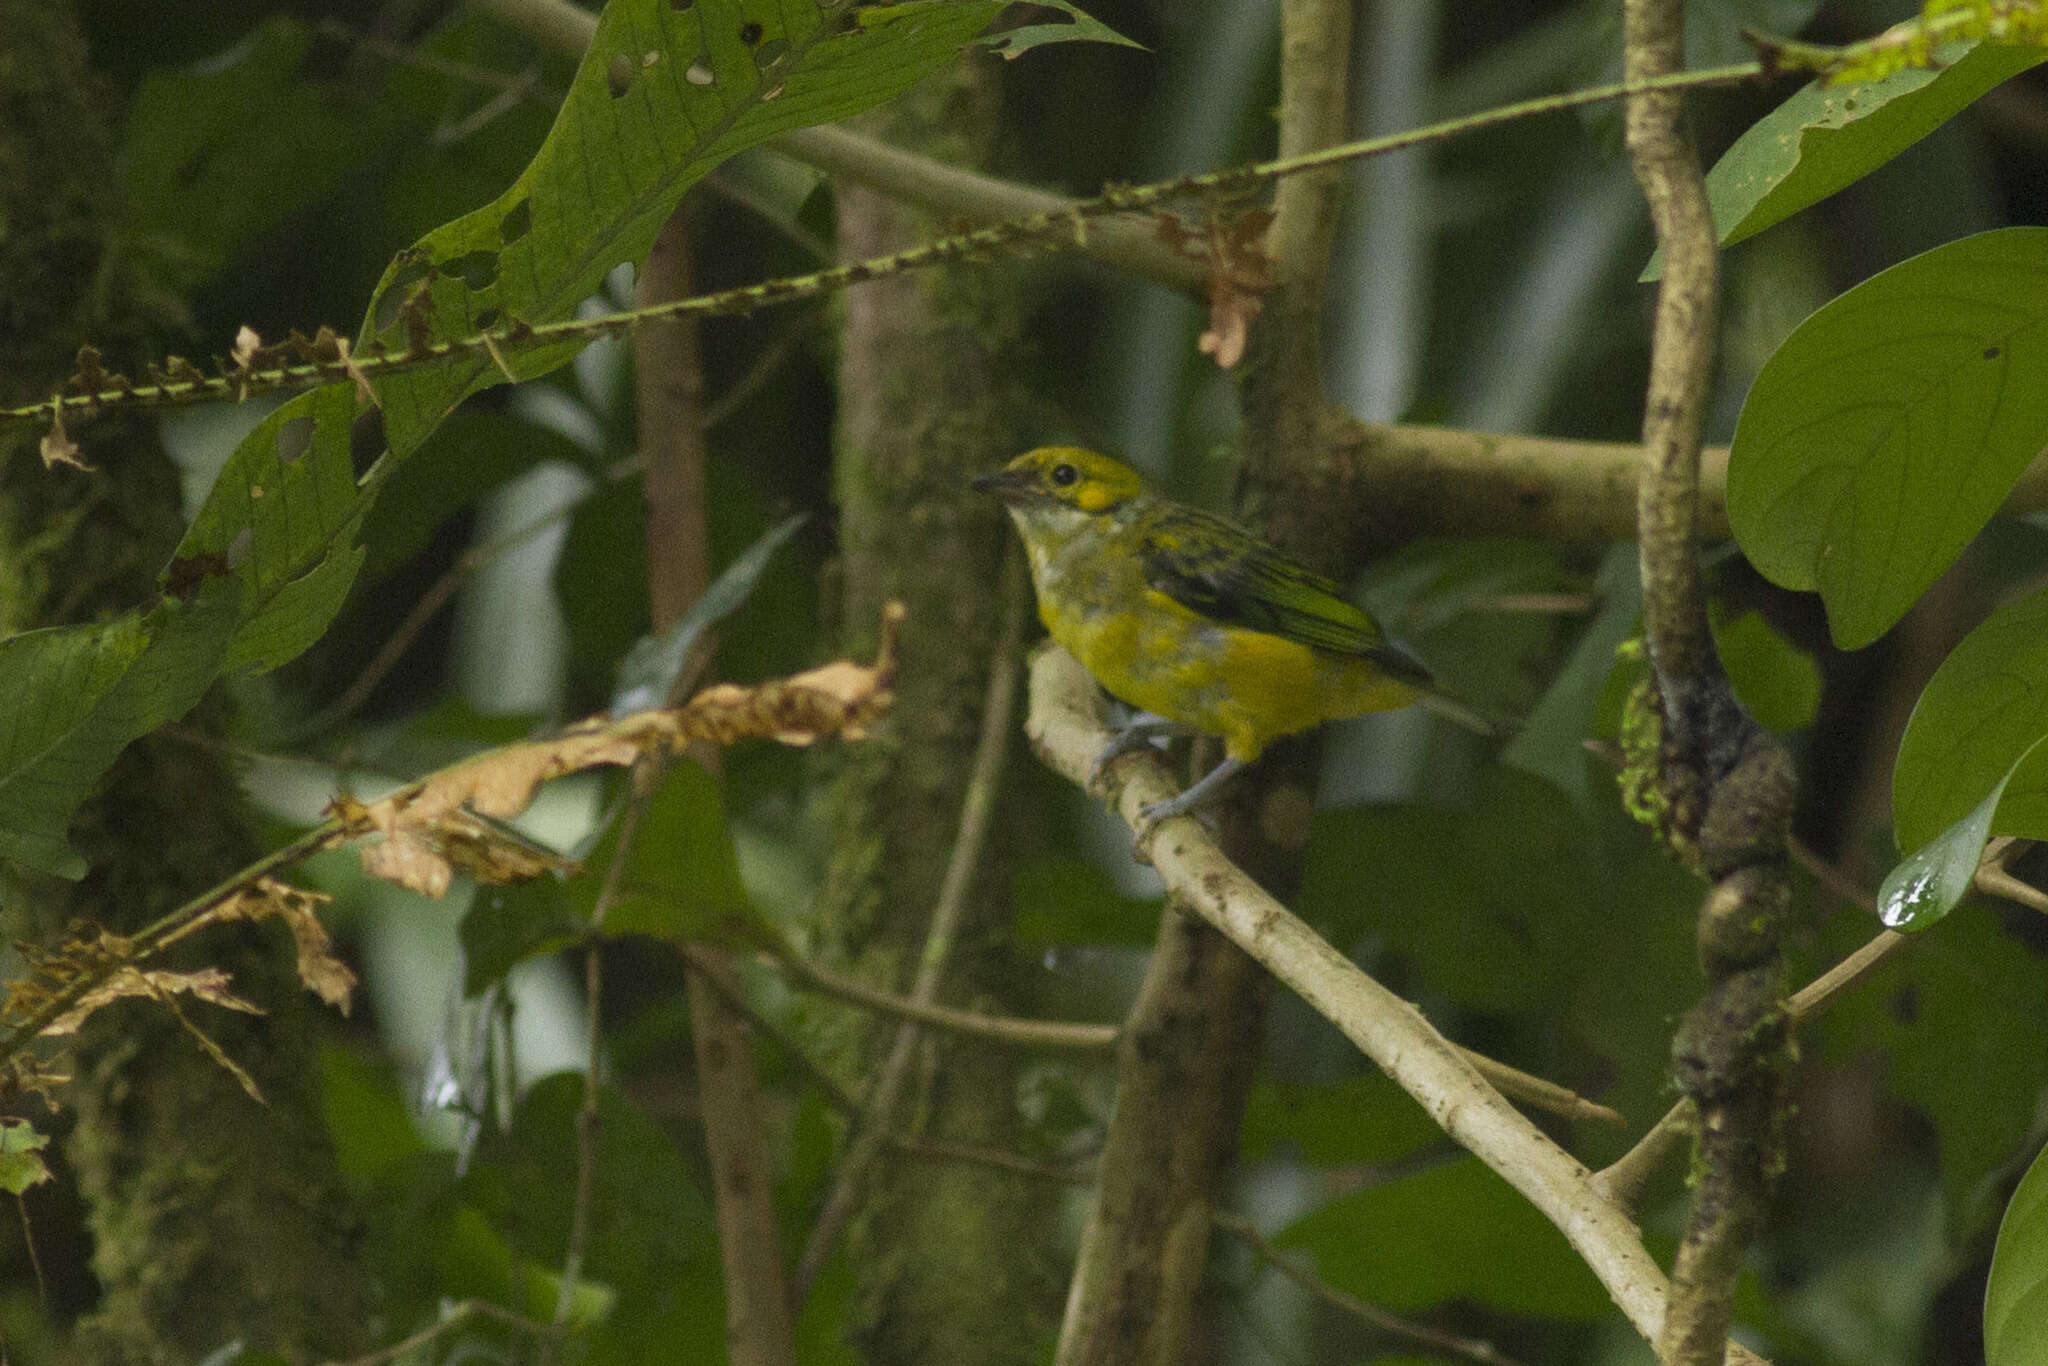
1132,755,1246,841
1087,712,1192,789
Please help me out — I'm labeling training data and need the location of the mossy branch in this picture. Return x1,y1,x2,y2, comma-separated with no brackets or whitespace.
1622,1,1800,1360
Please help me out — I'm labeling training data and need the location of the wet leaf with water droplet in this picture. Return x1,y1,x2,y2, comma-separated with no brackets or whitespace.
1880,734,2048,930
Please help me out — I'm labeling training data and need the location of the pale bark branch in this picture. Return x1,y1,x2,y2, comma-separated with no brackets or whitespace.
1025,646,1771,1365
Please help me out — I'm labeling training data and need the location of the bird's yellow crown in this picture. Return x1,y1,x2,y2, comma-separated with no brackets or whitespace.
971,446,1144,516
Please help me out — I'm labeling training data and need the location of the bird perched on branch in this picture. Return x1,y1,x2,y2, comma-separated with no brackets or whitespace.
975,446,1450,834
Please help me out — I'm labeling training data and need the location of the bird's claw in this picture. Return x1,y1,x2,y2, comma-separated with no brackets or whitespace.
1086,716,1179,791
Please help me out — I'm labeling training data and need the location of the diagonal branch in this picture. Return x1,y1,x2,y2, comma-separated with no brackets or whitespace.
1025,645,1771,1365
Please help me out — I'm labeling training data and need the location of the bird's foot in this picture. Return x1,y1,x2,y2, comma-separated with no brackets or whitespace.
1087,714,1186,791
1127,756,1244,851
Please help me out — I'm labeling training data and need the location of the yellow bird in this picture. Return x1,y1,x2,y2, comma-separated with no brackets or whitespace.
974,446,1436,830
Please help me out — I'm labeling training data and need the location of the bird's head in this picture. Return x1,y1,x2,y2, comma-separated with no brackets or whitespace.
971,447,1145,520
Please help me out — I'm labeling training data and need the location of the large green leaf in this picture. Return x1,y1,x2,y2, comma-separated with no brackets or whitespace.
1987,1141,2048,1366
0,583,241,878
0,0,1121,877
359,0,1063,456
473,1073,724,1365
1644,38,2043,279
1728,228,2048,649
167,384,369,673
1892,583,2048,852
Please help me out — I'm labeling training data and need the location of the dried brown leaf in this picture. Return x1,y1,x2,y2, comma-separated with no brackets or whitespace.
40,403,88,470
42,966,263,1037
334,606,901,896
0,1055,72,1110
211,879,356,1015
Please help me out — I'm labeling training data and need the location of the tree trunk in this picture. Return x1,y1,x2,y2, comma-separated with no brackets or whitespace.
817,58,1058,1366
0,5,372,1359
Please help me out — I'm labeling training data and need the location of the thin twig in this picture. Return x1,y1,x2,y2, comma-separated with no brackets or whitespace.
1214,1210,1527,1366
890,1134,1094,1186
1,62,1770,434
1975,836,2048,914
792,561,1029,1301
755,942,1118,1052
544,771,655,1353
320,1298,562,1366
1592,925,1913,1211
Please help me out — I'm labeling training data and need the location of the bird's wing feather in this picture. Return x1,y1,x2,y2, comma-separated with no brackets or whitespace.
1137,506,1433,687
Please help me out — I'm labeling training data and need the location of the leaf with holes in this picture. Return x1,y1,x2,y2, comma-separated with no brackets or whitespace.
0,582,241,878
360,0,1126,455
1892,582,2048,853
1643,38,2044,279
1727,228,2048,649
165,383,370,673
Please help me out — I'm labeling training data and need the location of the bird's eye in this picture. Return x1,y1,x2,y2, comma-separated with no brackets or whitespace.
1049,463,1079,488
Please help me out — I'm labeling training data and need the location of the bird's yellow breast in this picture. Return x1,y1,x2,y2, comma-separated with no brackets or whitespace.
1005,493,1422,762
1038,586,1415,763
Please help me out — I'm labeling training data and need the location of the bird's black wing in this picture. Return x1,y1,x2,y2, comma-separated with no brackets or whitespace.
1137,505,1433,687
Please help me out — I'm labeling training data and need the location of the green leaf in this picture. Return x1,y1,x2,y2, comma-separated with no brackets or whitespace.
167,384,370,673
1713,607,1822,732
1501,543,1640,809
318,1044,428,1188
0,1118,51,1196
1818,903,2048,1229
1302,767,1606,1015
1877,739,2042,931
0,582,241,878
1727,228,2048,649
1893,582,2048,851
611,512,807,713
460,877,586,997
975,0,1143,58
1987,1140,2048,1366
1276,1157,1610,1318
604,760,762,945
360,0,1058,455
1644,38,2044,279
472,1073,723,1363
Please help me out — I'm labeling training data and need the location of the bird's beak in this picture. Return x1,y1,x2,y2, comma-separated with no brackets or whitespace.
970,469,1031,501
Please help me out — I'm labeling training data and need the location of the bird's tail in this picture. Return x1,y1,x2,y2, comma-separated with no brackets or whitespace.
1419,687,1514,739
